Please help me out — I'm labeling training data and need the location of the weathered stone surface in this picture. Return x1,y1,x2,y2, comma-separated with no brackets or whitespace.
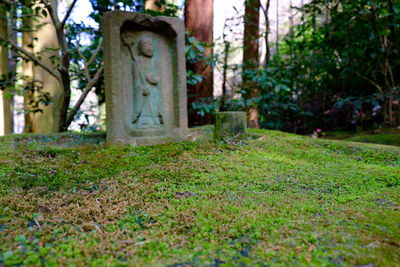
102,11,188,145
214,112,247,141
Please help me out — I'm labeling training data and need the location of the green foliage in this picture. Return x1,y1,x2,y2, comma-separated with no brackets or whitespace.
244,66,314,131
0,0,56,116
0,73,51,114
185,33,213,87
194,0,400,133
185,32,217,118
142,0,180,17
273,0,400,131
191,96,247,118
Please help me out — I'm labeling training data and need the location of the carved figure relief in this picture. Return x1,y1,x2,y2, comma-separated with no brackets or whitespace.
103,11,188,145
122,32,164,129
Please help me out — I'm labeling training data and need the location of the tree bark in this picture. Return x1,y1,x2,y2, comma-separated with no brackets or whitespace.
289,0,294,64
243,0,260,128
32,0,62,133
259,0,270,68
185,0,214,127
275,0,279,58
22,1,34,132
221,40,230,111
0,4,12,135
8,1,17,131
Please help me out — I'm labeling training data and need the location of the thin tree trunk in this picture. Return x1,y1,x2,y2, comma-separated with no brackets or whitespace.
0,4,12,135
321,1,330,114
289,0,296,98
260,0,270,68
185,0,214,126
275,0,279,58
22,1,34,132
387,0,395,126
221,41,230,111
370,2,395,127
312,3,316,94
8,1,17,132
243,0,261,128
289,0,294,64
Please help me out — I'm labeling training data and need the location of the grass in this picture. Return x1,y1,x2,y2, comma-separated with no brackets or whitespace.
0,128,399,266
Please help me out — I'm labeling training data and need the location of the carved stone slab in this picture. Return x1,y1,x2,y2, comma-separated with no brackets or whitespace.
102,11,188,145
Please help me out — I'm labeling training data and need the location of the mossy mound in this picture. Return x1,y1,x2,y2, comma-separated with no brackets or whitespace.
0,132,106,150
0,129,399,266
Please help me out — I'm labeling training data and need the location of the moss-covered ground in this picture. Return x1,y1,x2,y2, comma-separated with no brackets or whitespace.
325,128,400,147
0,128,399,266
345,134,400,147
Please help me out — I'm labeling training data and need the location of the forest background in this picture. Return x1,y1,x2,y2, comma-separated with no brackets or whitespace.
0,0,399,135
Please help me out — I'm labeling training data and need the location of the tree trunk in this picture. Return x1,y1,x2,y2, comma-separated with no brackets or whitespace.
260,0,270,68
289,0,294,64
144,0,164,11
3,0,97,133
22,1,34,132
0,4,12,135
221,41,230,111
185,0,214,127
8,1,17,132
243,0,260,128
387,0,395,126
275,0,279,58
32,0,62,133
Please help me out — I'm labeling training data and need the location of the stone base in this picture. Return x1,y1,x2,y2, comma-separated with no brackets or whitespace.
214,112,247,141
109,134,186,146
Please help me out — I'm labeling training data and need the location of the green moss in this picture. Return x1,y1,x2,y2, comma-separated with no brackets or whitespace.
346,134,400,147
325,128,400,147
0,129,399,266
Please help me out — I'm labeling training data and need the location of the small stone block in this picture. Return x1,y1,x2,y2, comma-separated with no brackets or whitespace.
214,112,247,141
102,11,188,145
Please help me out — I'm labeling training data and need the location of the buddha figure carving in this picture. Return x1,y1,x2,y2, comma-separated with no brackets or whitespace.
103,12,188,145
122,33,164,130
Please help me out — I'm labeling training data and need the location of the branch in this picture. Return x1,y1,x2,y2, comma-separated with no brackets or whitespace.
87,40,103,67
76,40,103,80
40,0,60,29
0,37,61,82
258,0,267,18
41,0,70,72
65,65,104,127
1,0,12,6
61,0,78,28
76,47,90,80
356,71,384,95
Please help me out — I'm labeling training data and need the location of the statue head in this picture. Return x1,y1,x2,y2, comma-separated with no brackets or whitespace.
138,38,154,57
121,31,135,46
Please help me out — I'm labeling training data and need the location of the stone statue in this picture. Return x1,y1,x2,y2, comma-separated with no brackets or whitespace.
102,11,188,145
122,33,164,129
